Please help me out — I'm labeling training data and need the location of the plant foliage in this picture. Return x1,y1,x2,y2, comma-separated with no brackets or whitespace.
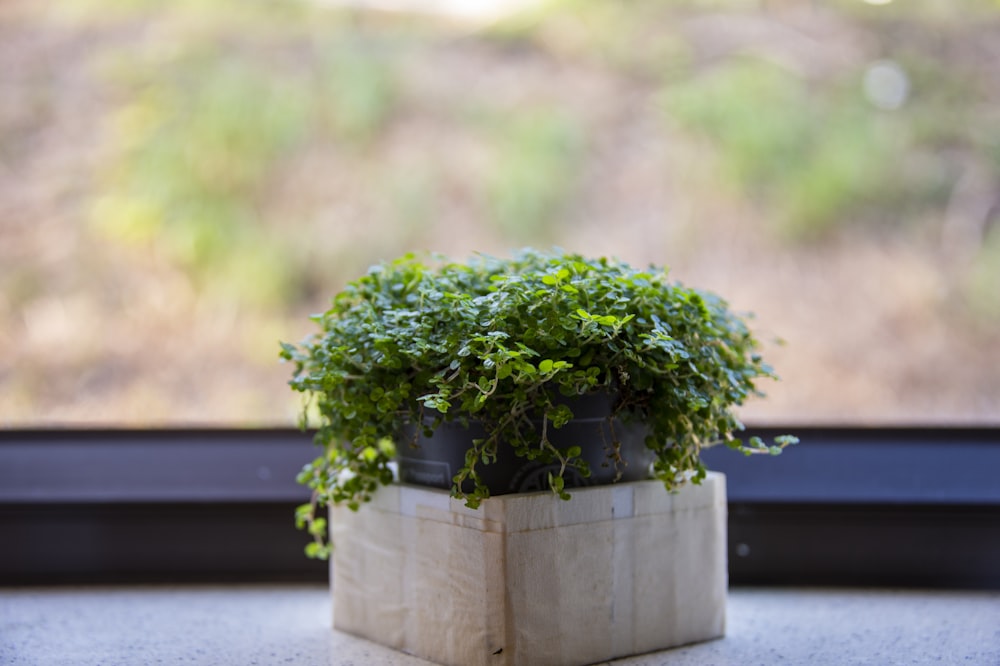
282,249,796,558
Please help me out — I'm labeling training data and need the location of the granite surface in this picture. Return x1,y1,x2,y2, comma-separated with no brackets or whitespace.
1,585,998,665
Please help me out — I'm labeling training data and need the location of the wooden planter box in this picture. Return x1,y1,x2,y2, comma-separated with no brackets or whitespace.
330,472,727,666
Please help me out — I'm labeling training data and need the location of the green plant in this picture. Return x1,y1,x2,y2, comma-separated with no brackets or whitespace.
281,250,796,558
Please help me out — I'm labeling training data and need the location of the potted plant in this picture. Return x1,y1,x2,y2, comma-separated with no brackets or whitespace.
281,248,795,665
281,248,795,558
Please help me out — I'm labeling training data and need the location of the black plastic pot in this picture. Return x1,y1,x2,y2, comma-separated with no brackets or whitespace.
396,393,654,495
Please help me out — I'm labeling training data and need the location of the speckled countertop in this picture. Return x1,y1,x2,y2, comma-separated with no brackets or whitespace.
1,585,998,665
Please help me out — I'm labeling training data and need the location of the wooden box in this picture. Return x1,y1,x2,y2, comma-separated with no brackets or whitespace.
330,473,727,666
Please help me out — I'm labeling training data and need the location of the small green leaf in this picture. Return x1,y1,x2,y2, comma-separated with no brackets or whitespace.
549,404,574,428
377,437,397,457
279,342,299,360
294,503,312,529
309,517,327,537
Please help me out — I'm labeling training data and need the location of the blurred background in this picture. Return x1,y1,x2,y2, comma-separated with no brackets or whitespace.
1,0,998,427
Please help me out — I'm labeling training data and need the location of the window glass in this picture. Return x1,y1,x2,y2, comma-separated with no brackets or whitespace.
3,0,998,426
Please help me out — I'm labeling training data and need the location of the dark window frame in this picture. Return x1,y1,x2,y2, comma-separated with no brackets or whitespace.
1,427,998,587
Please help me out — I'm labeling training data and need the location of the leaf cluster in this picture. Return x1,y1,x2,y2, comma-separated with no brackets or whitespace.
281,249,795,559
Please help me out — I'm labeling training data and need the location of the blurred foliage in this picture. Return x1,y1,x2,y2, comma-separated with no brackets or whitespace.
80,0,1000,316
663,58,908,238
490,0,1000,322
7,0,1000,426
317,39,398,144
484,109,584,240
91,48,312,307
487,0,688,76
88,11,402,309
968,228,1000,320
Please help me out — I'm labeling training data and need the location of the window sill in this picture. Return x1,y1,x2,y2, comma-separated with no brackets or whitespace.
2,426,999,587
1,584,998,664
